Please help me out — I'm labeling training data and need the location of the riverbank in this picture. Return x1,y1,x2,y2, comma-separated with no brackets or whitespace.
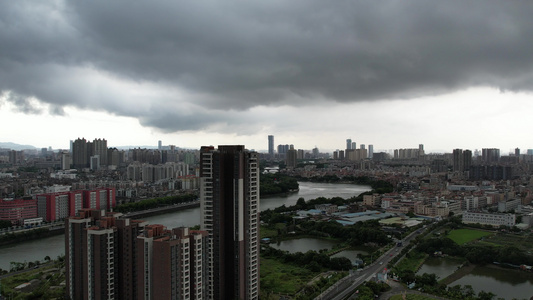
0,202,200,246
122,201,199,218
260,188,299,199
0,227,65,247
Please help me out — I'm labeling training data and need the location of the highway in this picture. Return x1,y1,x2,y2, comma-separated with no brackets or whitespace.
316,228,424,300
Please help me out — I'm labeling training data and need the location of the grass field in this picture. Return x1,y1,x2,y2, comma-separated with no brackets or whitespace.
447,229,492,245
478,231,533,252
389,294,439,300
260,225,278,239
260,257,316,295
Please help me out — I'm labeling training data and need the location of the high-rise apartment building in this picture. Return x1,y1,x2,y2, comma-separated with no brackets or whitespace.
93,138,108,166
72,138,108,168
268,135,274,158
66,209,147,300
200,145,260,300
453,149,472,172
66,209,207,300
72,138,88,168
286,145,297,168
137,225,209,300
482,148,500,164
346,139,352,150
368,145,374,159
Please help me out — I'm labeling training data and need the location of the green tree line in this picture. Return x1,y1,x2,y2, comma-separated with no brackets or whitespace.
416,237,533,266
114,194,197,213
260,173,299,196
261,246,352,272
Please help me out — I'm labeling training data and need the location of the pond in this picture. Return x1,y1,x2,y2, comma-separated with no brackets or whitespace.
331,247,372,265
270,238,338,253
416,256,463,280
452,265,533,300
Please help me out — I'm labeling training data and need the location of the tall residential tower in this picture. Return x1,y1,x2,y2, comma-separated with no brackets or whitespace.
200,145,260,300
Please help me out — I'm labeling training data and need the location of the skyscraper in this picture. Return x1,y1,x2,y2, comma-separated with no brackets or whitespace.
346,139,352,150
368,145,374,159
268,135,274,158
72,138,88,168
200,145,260,300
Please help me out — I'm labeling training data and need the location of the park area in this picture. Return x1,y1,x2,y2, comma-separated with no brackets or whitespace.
446,229,492,245
260,257,315,295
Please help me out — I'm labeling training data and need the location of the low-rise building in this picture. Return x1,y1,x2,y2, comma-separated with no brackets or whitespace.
462,211,515,227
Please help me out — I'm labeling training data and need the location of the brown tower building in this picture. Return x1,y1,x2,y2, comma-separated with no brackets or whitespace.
200,145,260,300
136,225,208,300
65,209,147,300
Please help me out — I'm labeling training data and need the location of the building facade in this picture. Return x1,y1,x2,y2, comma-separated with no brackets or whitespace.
0,199,37,224
136,225,208,300
200,145,260,300
462,211,515,227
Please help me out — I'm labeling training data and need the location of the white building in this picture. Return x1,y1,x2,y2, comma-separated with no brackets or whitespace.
462,211,515,227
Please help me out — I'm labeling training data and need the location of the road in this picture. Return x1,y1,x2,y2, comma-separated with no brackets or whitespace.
316,228,425,300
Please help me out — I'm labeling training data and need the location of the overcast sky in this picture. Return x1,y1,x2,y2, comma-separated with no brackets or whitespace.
1,0,533,154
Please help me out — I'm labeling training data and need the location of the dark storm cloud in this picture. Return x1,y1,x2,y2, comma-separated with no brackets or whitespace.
1,0,533,132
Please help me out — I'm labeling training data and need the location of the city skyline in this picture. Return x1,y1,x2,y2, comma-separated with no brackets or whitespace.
2,1,533,153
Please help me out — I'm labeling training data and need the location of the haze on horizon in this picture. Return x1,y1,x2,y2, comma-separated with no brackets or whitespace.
1,1,533,154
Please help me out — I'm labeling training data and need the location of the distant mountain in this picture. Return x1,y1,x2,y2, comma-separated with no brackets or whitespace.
0,142,37,150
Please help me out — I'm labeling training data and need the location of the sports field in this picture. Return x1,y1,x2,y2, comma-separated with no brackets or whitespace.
447,228,492,245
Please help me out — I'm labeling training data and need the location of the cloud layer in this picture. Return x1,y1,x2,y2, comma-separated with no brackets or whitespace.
1,0,533,133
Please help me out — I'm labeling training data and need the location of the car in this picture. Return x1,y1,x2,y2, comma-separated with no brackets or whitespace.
379,262,383,265
390,254,393,256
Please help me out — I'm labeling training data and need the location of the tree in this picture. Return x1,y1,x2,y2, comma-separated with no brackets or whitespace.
478,291,496,300
0,220,12,229
306,261,321,272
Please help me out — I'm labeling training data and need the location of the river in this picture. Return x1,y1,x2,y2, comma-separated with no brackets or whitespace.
0,181,369,270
